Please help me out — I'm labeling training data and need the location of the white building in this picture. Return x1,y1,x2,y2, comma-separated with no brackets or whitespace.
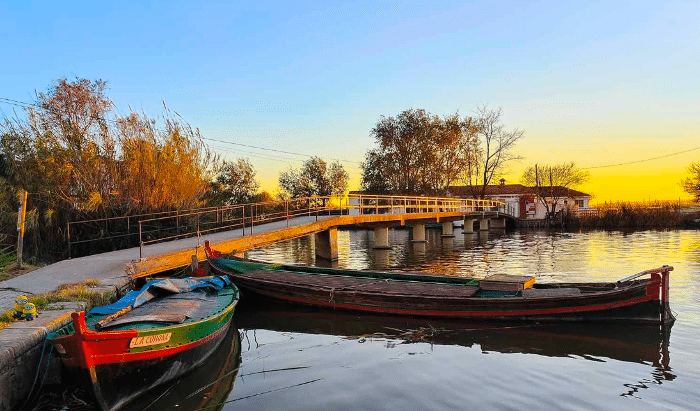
448,182,591,220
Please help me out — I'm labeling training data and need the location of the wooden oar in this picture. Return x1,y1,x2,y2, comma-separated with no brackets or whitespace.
95,305,133,330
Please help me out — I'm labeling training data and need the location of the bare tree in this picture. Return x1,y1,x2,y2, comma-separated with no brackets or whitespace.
682,162,700,202
521,162,590,219
473,106,524,197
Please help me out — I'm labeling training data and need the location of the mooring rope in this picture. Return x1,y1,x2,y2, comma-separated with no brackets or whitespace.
17,331,57,411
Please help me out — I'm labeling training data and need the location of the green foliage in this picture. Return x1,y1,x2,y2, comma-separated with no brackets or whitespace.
279,157,348,198
206,158,260,205
0,245,14,269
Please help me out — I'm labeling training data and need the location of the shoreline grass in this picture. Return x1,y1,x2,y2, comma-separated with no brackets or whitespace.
0,279,113,331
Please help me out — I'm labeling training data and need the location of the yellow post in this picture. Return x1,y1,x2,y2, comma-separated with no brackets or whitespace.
16,190,27,269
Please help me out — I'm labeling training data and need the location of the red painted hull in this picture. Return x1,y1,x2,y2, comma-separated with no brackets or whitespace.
50,284,238,411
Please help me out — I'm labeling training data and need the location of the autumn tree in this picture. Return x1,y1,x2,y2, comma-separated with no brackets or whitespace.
520,162,590,219
682,162,700,202
1,78,116,215
114,111,216,212
0,78,219,260
471,106,524,197
279,156,348,198
206,158,260,205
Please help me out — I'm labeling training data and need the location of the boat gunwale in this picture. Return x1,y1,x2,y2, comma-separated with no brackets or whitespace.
52,286,239,341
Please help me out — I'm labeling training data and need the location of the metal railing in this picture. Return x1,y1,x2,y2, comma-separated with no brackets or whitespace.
65,195,514,259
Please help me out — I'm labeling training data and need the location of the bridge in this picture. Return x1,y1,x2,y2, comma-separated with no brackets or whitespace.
124,194,516,279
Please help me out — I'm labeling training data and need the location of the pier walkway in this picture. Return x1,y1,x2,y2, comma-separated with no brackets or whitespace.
1,194,516,314
0,215,330,315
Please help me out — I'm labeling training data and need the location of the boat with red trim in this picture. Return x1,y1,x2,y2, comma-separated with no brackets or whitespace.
48,275,239,411
204,241,674,324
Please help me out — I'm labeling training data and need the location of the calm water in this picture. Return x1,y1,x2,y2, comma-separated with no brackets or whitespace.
41,228,700,410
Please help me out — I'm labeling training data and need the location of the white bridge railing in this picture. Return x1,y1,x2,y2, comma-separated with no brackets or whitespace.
135,194,514,257
65,194,515,259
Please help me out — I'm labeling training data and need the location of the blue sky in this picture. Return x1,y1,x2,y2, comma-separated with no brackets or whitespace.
1,1,698,200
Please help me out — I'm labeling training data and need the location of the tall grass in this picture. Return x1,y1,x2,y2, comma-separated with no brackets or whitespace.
574,201,688,229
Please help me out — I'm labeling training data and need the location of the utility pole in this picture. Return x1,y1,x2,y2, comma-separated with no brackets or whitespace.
16,190,27,269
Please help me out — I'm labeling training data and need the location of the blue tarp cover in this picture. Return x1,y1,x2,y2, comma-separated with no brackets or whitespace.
89,276,232,315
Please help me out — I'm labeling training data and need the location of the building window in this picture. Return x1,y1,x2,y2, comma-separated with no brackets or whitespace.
575,200,585,207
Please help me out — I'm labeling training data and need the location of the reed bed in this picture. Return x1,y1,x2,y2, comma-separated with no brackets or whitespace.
573,201,698,229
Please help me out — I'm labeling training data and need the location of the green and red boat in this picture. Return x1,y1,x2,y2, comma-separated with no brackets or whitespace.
49,275,239,411
204,241,674,324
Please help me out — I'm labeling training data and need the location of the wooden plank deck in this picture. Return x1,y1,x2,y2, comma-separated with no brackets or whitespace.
242,269,480,298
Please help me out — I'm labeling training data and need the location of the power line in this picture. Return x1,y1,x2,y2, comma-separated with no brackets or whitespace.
0,97,36,106
201,136,362,165
0,97,34,109
583,145,700,170
209,144,306,163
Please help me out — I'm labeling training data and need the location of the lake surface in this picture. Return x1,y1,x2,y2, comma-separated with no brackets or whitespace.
39,228,700,410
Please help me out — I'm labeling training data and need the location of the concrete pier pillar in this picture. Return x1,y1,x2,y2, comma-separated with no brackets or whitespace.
315,227,338,261
441,221,454,237
463,218,475,233
374,227,391,249
490,218,506,229
479,218,489,231
412,223,426,242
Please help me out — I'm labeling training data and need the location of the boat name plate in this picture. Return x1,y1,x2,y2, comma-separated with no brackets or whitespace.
129,333,172,348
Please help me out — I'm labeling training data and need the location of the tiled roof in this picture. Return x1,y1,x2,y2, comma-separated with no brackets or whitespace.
447,184,590,198
351,185,590,198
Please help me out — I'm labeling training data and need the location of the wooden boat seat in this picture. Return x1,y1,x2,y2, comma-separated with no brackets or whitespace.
102,290,218,329
521,288,581,298
480,274,536,292
243,270,480,298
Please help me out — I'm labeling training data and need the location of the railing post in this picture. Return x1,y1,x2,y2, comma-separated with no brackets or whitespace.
286,201,289,228
139,221,143,260
375,196,379,215
242,206,246,236
67,221,71,259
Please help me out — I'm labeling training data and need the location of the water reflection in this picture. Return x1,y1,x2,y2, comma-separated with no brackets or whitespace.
122,324,242,411
235,300,675,396
374,248,390,269
240,228,700,409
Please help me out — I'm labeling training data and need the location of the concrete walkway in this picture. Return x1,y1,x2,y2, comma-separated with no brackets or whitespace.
0,215,331,316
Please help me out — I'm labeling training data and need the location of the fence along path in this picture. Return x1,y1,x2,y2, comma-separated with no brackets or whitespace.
67,194,514,261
